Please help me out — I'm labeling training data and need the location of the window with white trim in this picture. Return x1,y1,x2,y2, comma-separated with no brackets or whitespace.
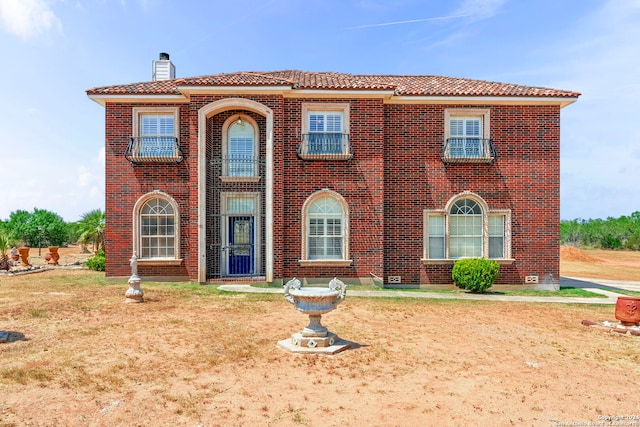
133,192,181,264
222,114,259,179
424,193,511,262
299,103,351,159
443,109,494,164
300,190,352,266
129,107,181,162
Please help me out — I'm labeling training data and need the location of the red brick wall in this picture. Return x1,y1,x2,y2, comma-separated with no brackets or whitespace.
103,96,561,285
384,104,560,285
281,98,386,281
104,102,195,278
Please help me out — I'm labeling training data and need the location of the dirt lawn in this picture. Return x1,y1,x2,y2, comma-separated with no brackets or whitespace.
1,247,639,426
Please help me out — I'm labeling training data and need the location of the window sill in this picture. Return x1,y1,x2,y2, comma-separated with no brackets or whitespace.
219,176,261,183
126,155,184,164
297,153,353,161
299,259,353,267
138,258,183,266
421,258,515,265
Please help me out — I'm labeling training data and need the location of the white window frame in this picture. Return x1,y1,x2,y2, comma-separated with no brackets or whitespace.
220,114,260,182
422,191,513,265
300,103,351,159
299,189,352,267
133,191,182,266
444,108,490,159
131,107,180,160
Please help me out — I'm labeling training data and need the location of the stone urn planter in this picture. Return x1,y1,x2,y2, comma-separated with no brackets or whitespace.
47,246,60,265
615,296,640,326
18,247,30,267
278,277,350,354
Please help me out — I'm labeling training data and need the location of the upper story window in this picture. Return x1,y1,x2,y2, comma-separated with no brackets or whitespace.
442,109,496,165
423,192,512,264
127,107,183,163
221,114,260,181
298,103,352,160
133,191,182,266
299,189,352,267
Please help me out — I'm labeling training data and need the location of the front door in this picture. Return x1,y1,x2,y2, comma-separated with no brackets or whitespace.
228,215,254,275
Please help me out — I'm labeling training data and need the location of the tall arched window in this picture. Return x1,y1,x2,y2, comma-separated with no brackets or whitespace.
133,192,181,263
223,114,258,178
300,190,351,266
449,198,483,258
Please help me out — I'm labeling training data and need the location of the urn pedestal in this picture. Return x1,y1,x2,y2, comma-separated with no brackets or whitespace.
278,277,351,354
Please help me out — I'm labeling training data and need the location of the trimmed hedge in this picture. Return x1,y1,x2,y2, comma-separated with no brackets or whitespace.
452,258,500,293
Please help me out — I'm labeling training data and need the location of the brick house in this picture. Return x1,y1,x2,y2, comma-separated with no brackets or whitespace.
87,54,579,287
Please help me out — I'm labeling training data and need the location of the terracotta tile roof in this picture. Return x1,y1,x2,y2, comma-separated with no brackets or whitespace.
86,70,580,98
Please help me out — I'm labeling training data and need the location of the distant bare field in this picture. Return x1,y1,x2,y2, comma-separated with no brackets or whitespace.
560,246,640,281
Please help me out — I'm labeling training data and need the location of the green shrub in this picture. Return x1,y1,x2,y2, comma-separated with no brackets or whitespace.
85,249,105,271
452,258,500,293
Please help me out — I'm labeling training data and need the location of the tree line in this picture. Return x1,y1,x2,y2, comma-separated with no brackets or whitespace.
0,208,105,255
561,211,640,250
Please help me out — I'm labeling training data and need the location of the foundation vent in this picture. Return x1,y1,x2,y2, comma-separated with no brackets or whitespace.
388,276,401,284
525,275,539,284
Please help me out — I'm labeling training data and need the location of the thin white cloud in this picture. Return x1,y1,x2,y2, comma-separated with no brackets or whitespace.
453,0,506,21
347,14,470,30
0,0,62,39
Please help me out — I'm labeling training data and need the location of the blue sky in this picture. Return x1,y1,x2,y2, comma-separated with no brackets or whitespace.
0,0,638,222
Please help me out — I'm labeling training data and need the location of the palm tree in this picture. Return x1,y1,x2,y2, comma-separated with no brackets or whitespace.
76,209,105,253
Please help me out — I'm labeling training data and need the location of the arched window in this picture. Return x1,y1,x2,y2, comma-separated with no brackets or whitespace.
424,192,511,262
133,192,181,262
223,114,258,178
300,190,351,266
449,198,483,258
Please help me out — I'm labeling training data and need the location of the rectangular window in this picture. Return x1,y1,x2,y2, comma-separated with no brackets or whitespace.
141,215,175,258
129,107,181,163
449,215,482,258
300,103,351,160
427,215,445,259
449,116,482,158
308,218,343,259
139,114,176,157
488,215,505,259
308,111,344,154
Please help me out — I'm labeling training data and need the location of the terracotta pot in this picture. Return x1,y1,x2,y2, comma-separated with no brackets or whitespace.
47,246,60,265
614,296,640,326
18,247,30,267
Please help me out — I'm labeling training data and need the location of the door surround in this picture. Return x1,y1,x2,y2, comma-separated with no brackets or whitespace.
198,98,273,283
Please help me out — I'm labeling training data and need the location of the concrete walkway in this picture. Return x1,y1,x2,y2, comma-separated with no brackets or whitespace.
218,276,640,305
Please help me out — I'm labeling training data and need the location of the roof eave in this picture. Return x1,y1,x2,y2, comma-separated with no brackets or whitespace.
87,93,187,107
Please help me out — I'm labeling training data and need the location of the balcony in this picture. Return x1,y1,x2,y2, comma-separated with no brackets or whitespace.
126,137,183,164
441,138,497,165
297,133,353,161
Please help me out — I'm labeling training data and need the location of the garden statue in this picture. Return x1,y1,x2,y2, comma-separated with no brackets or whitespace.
125,251,144,303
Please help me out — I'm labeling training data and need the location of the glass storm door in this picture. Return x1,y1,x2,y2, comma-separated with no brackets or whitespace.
228,216,254,275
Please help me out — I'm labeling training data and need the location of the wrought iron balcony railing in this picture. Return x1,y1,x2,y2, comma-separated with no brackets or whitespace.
126,137,184,163
441,138,497,165
297,133,353,160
